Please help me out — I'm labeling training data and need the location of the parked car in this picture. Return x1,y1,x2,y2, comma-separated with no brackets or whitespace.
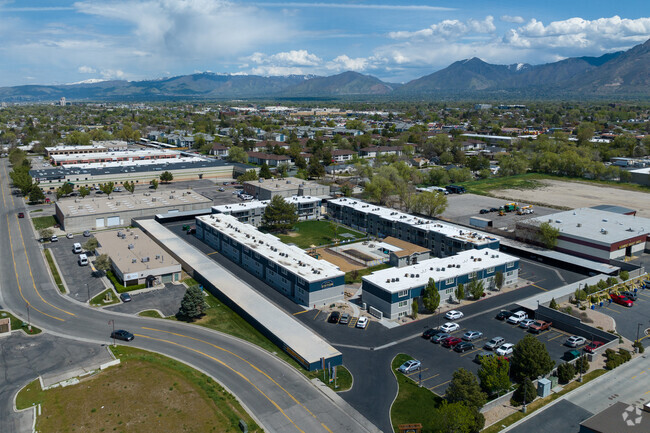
440,322,460,333
479,209,490,214
474,351,495,363
496,343,514,356
621,291,638,301
484,336,505,350
218,187,225,192
356,317,369,329
445,310,464,320
489,207,499,213
422,328,439,339
398,359,421,374
529,320,552,333
17,212,24,218
518,318,536,329
339,313,350,325
495,310,514,321
462,331,483,341
50,235,58,242
328,311,341,323
431,332,450,344
83,230,91,237
585,341,605,353
110,329,134,342
120,293,132,303
565,336,587,347
454,342,475,353
442,337,463,348
507,311,528,324
66,233,73,239
610,293,634,307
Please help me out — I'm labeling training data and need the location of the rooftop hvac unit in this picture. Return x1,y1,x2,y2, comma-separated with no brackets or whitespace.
132,259,137,263
386,279,391,283
416,274,419,278
405,273,409,277
410,274,415,278
128,244,134,249
155,255,160,259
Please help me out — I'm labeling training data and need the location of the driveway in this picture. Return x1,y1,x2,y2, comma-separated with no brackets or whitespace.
106,283,186,316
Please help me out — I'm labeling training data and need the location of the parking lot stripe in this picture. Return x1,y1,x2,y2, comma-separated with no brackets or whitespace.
207,251,218,255
292,310,309,316
429,380,451,390
530,283,547,291
460,348,482,357
313,310,321,320
406,368,428,377
604,307,621,314
420,374,440,383
547,333,565,342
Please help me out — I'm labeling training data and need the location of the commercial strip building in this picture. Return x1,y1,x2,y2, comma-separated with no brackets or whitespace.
327,198,500,257
212,195,322,227
135,219,342,371
630,167,650,186
44,141,128,157
51,148,181,166
243,177,330,200
95,228,181,286
55,190,212,232
194,213,345,307
516,208,650,263
361,249,520,320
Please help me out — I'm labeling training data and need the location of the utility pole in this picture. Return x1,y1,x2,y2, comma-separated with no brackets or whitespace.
26,303,31,332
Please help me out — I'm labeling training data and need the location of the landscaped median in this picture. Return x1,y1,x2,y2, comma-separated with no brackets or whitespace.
43,249,66,293
15,346,261,432
0,310,41,334
89,288,119,307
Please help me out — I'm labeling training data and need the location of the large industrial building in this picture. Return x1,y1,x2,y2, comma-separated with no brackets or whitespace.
50,148,181,166
212,195,322,227
327,198,500,257
55,190,212,232
95,228,182,286
194,213,345,307
516,208,650,263
362,249,520,319
242,177,330,200
44,141,128,157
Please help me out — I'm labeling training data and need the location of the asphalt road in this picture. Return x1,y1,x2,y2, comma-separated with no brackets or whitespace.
0,159,380,433
0,332,113,433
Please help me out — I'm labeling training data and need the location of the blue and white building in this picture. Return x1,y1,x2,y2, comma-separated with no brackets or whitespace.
195,213,344,307
361,249,520,320
327,198,500,257
212,196,322,227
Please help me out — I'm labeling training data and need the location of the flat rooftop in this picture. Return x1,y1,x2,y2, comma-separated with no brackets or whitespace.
244,177,321,192
57,190,212,217
45,144,106,152
329,198,498,246
522,208,650,245
95,228,180,274
52,149,180,163
212,195,321,213
363,249,518,293
136,219,342,368
197,213,343,282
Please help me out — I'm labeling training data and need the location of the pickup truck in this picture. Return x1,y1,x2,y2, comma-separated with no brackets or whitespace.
528,320,552,333
507,311,528,324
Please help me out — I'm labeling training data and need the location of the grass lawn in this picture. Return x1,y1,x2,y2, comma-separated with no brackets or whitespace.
0,310,42,334
481,369,607,433
43,249,66,293
139,310,164,318
89,289,119,307
391,354,443,432
32,215,57,230
306,365,353,392
16,346,261,433
345,263,391,284
275,220,365,249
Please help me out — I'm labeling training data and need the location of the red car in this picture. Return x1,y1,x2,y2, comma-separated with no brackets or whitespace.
529,320,552,333
584,341,604,353
610,293,634,307
442,337,463,348
17,212,25,218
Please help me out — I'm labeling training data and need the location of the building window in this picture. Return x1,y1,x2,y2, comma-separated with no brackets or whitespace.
487,267,495,274
398,301,408,307
445,277,455,285
507,261,516,268
468,271,477,280
398,290,408,298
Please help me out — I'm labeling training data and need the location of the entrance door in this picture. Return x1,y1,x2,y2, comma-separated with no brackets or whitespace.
626,245,632,258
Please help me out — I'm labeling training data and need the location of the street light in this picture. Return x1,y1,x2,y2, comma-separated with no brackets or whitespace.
108,319,115,347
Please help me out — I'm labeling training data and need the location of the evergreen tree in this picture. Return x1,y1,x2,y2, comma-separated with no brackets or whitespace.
511,334,555,381
177,285,208,321
149,179,159,190
29,186,45,204
511,377,537,406
446,368,487,409
160,171,174,183
494,271,504,290
422,278,441,313
262,195,298,233
455,283,465,302
478,355,511,396
259,163,272,179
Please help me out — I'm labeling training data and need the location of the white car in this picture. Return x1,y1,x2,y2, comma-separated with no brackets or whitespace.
50,235,58,242
565,336,587,348
440,322,460,333
496,343,514,356
445,310,464,320
398,359,421,374
356,317,369,329
507,311,527,324
519,318,536,329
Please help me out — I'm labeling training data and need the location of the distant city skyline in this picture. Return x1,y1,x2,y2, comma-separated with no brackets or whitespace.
0,0,648,86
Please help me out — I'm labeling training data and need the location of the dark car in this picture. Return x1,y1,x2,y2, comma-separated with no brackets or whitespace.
621,291,638,301
17,212,25,218
431,332,450,344
474,351,495,363
454,342,475,353
489,207,499,212
328,311,341,323
422,328,439,339
120,293,132,303
442,337,463,348
495,310,514,320
111,330,134,342
479,209,490,214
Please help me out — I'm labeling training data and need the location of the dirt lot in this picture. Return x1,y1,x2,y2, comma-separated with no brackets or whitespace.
492,179,650,217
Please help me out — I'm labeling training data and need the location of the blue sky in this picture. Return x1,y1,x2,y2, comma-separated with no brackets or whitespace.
0,0,648,86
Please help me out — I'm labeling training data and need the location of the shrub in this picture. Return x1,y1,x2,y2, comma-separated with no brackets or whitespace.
549,298,559,310
605,348,633,370
557,362,576,384
574,289,587,302
633,340,645,354
575,356,589,374
619,271,629,281
511,378,536,406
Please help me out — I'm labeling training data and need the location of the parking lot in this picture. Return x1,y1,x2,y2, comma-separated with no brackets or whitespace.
591,282,650,342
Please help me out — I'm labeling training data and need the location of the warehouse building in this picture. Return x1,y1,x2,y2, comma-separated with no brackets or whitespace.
362,249,520,320
327,198,500,257
516,208,650,263
243,177,330,200
51,148,181,166
212,195,322,227
45,144,109,157
194,213,344,307
95,228,181,286
630,167,650,187
55,190,212,232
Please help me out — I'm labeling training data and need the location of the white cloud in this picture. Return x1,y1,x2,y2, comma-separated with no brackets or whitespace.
256,3,455,11
501,15,524,24
326,55,374,72
100,69,126,79
78,65,96,73
251,65,306,76
248,50,322,66
389,16,495,40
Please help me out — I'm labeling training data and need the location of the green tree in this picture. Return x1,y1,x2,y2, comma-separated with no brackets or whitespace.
468,278,485,300
411,301,418,319
39,228,53,241
262,195,298,233
619,270,629,281
538,221,560,249
549,298,559,310
413,191,448,217
511,334,555,381
10,168,35,196
160,171,174,183
364,176,394,205
276,163,289,178
79,186,90,198
478,356,511,397
259,163,272,179
8,148,28,166
100,182,115,197
446,368,487,409
576,122,595,146
511,377,537,406
557,362,576,384
227,145,248,164
149,179,159,190
123,180,135,194
494,271,504,291
177,285,208,321
238,169,259,182
308,157,325,179
422,278,441,313
94,254,112,275
435,402,483,433
455,283,465,302
56,182,74,199
29,186,45,204
576,355,590,374
83,237,99,253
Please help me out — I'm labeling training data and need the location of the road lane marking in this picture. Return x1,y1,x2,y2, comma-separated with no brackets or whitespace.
292,309,309,315
140,327,332,432
134,333,307,433
207,251,218,255
530,284,547,292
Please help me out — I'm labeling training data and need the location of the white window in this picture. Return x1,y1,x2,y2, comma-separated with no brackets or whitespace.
398,301,408,307
507,271,514,277
398,290,408,298
487,267,495,274
507,261,516,268
446,288,454,295
468,271,477,279
445,277,455,285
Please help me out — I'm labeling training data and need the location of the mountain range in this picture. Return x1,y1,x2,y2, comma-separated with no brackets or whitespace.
1,39,648,102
